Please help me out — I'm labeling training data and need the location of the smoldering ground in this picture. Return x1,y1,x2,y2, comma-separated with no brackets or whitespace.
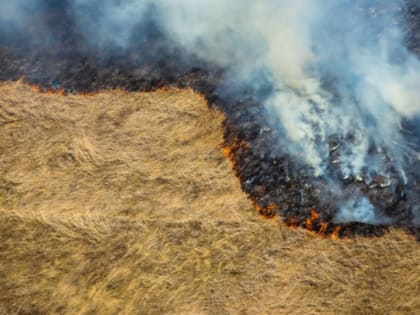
0,1,419,232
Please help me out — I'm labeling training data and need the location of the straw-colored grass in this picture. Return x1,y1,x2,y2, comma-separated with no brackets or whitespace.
0,81,419,314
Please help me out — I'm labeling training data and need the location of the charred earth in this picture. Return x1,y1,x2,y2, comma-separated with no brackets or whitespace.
0,1,419,239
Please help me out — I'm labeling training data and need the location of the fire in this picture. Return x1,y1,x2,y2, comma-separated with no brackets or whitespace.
305,208,320,231
318,221,329,237
310,208,320,220
32,85,42,93
222,136,278,219
331,226,342,240
255,203,277,218
286,216,298,228
25,79,110,97
222,137,250,178
223,137,250,158
30,83,65,96
47,88,65,96
223,146,233,159
225,111,353,240
306,217,313,231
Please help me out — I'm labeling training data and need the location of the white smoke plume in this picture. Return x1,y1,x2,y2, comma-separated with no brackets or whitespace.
1,0,419,224
335,197,393,225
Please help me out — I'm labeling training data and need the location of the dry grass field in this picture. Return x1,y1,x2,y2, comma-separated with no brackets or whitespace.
0,80,419,314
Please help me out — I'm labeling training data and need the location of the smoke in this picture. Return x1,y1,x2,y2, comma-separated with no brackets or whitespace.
335,197,393,225
0,1,39,27
71,0,152,49
1,0,419,225
0,1,65,47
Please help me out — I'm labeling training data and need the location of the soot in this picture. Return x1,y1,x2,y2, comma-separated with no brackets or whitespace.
0,1,419,240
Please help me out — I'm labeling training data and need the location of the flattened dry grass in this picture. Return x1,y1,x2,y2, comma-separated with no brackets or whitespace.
0,81,419,315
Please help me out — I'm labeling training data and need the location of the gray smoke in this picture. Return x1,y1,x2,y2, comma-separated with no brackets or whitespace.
336,197,394,225
0,1,35,26
2,0,419,225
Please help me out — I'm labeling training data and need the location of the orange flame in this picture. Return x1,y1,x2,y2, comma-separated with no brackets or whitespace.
305,208,321,231
31,84,66,96
223,138,250,158
222,137,250,176
47,88,65,96
310,208,320,220
222,137,278,220
32,85,42,93
255,203,277,218
222,109,354,240
305,218,313,231
223,146,233,159
286,216,298,229
331,226,342,240
318,221,329,237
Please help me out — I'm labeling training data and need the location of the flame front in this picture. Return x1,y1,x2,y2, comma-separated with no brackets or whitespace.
32,85,42,93
331,226,342,240
287,216,298,228
318,222,329,236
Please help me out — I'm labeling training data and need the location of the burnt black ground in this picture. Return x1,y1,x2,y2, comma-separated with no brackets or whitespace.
0,1,419,239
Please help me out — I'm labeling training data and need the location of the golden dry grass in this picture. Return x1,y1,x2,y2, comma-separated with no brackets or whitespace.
0,81,419,315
